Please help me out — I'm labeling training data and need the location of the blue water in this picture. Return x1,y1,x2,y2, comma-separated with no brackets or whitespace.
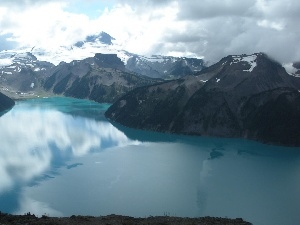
0,97,299,225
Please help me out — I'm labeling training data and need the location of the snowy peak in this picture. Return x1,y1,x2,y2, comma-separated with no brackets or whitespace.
219,53,264,73
13,52,37,61
0,51,53,73
197,52,298,95
230,54,257,72
74,31,115,47
0,51,35,67
0,50,54,94
283,61,300,77
0,31,205,79
21,31,133,66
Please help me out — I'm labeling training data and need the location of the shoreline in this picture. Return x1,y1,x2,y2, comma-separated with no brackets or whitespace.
0,87,55,101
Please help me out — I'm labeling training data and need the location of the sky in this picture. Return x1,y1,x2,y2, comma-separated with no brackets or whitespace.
0,0,299,64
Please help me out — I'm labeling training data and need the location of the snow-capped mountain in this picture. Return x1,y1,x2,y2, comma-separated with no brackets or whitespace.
0,52,54,96
0,52,53,73
27,32,133,66
126,54,205,78
0,31,205,79
74,31,115,47
106,52,300,146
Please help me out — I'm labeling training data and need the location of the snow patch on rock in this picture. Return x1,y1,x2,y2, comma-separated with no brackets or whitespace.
231,54,257,72
119,100,127,108
283,63,299,76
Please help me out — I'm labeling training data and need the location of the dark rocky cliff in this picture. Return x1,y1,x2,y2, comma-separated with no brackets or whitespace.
0,92,15,115
105,53,300,146
94,53,125,71
43,54,161,103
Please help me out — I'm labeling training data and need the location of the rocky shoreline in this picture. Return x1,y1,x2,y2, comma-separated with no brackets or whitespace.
0,213,252,225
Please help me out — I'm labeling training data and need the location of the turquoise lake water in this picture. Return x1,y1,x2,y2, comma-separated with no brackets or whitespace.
0,97,299,225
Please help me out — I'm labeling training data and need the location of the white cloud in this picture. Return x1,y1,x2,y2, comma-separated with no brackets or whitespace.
0,0,300,64
0,2,94,48
257,20,284,31
93,2,180,56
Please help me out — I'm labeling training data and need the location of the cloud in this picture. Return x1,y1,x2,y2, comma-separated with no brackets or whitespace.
0,2,93,48
0,0,64,10
96,0,300,63
117,0,174,9
177,0,256,19
0,0,300,64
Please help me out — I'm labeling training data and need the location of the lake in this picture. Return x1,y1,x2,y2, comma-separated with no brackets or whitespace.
0,97,299,225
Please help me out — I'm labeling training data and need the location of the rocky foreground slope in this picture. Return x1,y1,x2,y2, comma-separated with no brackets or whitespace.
0,213,252,225
106,53,300,146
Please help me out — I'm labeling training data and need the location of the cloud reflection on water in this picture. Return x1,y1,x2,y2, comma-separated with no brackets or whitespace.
0,105,138,193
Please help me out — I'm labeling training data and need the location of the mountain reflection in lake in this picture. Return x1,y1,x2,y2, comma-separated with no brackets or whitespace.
0,97,300,225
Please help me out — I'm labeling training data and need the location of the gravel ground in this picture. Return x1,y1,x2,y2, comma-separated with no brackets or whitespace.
0,213,253,225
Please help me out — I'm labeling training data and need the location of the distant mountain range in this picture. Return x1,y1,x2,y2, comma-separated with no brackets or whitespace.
0,31,205,100
0,31,205,77
126,54,204,79
106,53,300,146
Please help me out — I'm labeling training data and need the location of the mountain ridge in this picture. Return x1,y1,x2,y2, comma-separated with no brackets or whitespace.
0,31,205,79
0,31,206,101
105,53,300,146
42,53,162,103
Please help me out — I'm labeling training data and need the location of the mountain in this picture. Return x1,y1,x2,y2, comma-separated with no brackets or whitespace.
0,91,14,115
0,50,163,102
0,32,205,79
105,53,300,146
74,31,115,47
0,52,54,97
0,31,205,100
126,55,205,79
43,53,162,103
71,32,206,78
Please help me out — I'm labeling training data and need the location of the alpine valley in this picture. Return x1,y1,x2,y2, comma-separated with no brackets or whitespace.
1,31,300,146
